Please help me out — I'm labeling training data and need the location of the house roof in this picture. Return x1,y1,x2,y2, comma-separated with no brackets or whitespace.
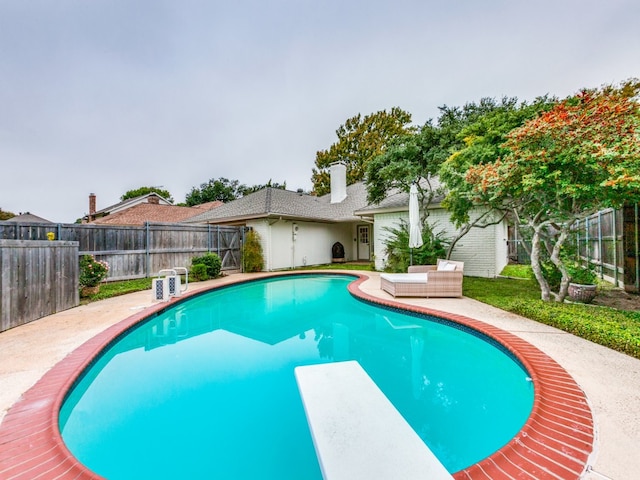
185,183,369,225
92,202,222,225
354,178,445,215
92,192,172,217
2,213,53,223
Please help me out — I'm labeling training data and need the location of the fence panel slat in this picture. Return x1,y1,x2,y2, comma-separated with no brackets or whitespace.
0,222,243,283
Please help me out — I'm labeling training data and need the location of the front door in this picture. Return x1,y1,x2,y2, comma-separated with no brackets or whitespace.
357,225,370,261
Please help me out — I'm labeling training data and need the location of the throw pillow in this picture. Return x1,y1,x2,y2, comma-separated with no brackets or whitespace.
437,261,450,271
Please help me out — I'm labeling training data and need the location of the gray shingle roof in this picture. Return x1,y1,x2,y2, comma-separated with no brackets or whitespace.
2,213,53,223
185,183,369,224
355,177,445,215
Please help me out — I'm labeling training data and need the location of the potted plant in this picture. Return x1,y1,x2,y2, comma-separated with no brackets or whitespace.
79,254,109,296
566,262,598,303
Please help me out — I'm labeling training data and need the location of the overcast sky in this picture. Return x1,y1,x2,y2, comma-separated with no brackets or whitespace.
1,0,638,223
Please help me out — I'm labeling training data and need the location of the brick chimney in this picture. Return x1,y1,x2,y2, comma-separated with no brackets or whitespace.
147,195,160,205
89,193,96,221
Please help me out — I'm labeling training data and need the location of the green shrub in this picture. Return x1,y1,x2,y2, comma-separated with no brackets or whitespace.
566,262,598,285
79,254,110,287
507,300,640,359
243,230,264,272
190,253,221,279
539,261,562,290
190,263,209,281
382,220,448,272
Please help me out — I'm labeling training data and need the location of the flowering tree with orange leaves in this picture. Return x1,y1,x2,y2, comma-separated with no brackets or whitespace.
466,79,640,301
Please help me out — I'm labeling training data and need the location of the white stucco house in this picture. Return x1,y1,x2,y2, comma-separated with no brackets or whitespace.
354,186,510,278
186,163,509,277
185,163,374,271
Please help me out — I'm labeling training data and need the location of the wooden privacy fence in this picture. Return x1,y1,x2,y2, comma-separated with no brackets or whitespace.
0,222,244,281
0,240,79,332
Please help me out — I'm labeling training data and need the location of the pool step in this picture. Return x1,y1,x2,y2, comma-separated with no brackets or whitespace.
295,361,453,480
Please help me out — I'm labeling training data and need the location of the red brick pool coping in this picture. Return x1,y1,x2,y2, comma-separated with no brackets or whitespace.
0,272,594,479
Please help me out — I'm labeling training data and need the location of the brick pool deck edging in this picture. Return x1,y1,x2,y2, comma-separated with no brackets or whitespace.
0,272,594,479
348,275,595,480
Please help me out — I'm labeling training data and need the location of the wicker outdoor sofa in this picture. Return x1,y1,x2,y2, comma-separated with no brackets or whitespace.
380,259,465,298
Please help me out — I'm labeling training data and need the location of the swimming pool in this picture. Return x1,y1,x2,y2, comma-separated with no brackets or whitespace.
59,274,533,479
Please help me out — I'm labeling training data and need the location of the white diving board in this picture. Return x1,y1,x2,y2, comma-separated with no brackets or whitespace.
295,361,453,480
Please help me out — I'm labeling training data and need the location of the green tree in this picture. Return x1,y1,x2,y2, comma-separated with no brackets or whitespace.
185,178,245,205
120,186,173,203
466,79,640,301
0,207,16,220
239,179,287,196
439,96,555,255
311,107,414,195
365,122,447,214
367,99,523,208
366,98,533,258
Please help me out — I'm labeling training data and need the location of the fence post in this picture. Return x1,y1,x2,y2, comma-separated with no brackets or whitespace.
636,204,639,292
145,222,151,277
612,209,618,286
241,226,245,273
597,212,603,279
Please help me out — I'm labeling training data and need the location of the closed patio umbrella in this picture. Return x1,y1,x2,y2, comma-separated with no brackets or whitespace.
409,183,423,265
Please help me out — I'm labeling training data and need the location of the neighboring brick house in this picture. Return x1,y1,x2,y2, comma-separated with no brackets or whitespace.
84,192,173,223
91,201,223,226
86,193,222,225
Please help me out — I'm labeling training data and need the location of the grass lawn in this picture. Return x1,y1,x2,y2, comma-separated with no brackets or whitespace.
80,277,153,304
463,275,640,360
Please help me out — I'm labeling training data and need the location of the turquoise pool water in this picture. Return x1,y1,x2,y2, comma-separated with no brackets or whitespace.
60,274,533,479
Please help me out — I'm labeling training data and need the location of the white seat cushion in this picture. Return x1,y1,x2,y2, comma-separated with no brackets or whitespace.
380,273,428,284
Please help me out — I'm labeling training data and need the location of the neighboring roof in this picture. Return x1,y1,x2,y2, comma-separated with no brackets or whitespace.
354,178,445,216
92,192,172,217
191,201,224,211
2,213,53,223
185,183,369,225
92,202,223,226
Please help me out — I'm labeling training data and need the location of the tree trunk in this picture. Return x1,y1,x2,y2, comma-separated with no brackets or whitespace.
530,226,551,301
446,224,472,259
549,224,572,302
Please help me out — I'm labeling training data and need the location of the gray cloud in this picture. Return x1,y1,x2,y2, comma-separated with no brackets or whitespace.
1,0,638,222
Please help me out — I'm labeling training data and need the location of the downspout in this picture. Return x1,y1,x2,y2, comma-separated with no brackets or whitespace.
292,223,298,269
267,220,273,271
